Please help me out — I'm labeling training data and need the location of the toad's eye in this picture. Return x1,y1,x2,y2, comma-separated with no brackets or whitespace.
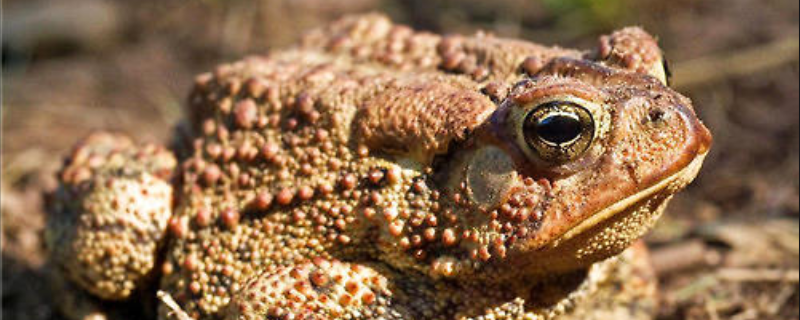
523,101,595,163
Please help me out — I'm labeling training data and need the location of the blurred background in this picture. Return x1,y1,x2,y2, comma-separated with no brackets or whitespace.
2,0,798,319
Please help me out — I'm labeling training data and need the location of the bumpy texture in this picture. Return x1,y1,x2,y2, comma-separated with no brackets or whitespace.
46,13,712,320
226,258,394,319
47,132,176,300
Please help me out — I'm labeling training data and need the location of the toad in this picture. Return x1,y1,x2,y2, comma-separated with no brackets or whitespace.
45,13,712,320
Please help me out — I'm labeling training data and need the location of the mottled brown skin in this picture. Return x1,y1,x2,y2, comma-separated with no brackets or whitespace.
45,14,712,320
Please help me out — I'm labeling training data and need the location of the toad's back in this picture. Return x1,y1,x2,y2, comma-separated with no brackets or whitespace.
164,32,543,318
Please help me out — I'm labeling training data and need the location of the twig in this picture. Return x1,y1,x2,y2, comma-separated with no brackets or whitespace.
764,285,797,315
673,275,720,302
729,309,759,320
704,296,721,320
672,35,799,89
651,239,717,275
717,268,800,283
157,290,194,320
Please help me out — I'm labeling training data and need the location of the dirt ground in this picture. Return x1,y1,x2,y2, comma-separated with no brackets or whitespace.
2,0,798,319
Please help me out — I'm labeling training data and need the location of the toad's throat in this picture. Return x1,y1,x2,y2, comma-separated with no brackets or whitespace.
550,152,708,247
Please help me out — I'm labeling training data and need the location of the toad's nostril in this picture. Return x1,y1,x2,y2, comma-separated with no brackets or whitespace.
648,108,666,123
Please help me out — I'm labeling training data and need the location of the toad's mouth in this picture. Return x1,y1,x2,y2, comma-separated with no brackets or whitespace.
550,151,709,247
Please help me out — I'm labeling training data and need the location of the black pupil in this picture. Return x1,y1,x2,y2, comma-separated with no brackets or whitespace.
535,113,583,145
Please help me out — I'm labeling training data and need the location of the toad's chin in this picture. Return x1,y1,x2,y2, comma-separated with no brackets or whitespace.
498,151,708,275
554,151,708,247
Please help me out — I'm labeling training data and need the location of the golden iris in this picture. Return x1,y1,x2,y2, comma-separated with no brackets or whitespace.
523,101,595,164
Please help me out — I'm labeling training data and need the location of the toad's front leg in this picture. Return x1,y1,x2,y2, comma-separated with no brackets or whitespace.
45,132,176,319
